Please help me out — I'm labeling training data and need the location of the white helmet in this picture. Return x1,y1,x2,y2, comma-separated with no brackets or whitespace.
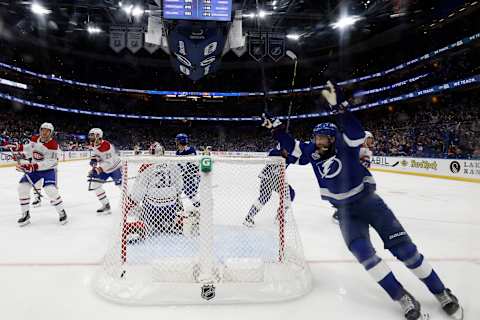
364,131,374,139
89,128,103,139
40,122,54,134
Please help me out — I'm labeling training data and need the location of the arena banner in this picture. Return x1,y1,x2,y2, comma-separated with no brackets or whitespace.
1,32,479,96
0,150,92,168
371,156,480,183
167,24,227,81
109,26,127,53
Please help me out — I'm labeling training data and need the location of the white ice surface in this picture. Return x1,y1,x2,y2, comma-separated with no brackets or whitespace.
0,160,479,320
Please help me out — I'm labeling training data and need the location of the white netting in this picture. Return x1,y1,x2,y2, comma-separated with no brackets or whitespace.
93,156,312,304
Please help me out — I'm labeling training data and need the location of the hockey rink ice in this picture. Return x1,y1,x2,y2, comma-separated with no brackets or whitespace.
0,160,478,320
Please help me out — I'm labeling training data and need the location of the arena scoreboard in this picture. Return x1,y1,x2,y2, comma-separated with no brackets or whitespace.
163,0,232,22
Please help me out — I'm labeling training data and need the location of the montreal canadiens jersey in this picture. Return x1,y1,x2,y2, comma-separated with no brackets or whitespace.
18,135,59,171
359,146,373,168
130,163,183,206
259,148,297,180
150,142,164,155
91,140,121,174
275,111,376,207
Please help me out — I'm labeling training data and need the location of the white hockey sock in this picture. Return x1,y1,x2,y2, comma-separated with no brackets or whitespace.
44,185,65,213
95,187,109,206
18,183,31,213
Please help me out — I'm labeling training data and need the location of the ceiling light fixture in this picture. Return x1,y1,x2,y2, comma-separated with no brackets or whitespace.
331,15,362,29
31,2,52,15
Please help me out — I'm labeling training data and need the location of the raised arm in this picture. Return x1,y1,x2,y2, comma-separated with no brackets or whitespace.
262,115,311,166
321,81,365,148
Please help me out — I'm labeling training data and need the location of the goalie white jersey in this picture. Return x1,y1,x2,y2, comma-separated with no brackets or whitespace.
130,162,183,207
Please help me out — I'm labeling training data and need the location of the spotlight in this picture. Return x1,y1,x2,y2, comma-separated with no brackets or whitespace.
331,15,361,29
131,6,145,17
122,4,134,15
87,25,102,34
286,34,301,41
31,2,52,15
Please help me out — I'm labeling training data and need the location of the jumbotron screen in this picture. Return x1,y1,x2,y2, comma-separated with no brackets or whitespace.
163,0,232,22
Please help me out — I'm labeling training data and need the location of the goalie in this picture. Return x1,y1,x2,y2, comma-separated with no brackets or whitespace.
125,162,187,238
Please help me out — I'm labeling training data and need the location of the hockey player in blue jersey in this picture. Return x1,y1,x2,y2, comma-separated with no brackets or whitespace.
263,81,463,320
175,133,200,208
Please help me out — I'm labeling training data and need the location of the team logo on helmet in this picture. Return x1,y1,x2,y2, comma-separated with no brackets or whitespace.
316,156,342,179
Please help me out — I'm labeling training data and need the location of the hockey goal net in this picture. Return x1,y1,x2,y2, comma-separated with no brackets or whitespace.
93,156,312,304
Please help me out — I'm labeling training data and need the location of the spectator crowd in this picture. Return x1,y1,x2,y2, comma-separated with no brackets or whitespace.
1,91,479,159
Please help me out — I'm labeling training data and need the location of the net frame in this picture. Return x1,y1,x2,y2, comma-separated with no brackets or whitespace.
93,155,312,304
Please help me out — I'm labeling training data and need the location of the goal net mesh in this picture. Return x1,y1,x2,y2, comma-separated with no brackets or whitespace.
93,156,312,304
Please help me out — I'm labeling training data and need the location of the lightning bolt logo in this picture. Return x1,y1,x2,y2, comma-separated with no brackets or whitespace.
318,156,342,179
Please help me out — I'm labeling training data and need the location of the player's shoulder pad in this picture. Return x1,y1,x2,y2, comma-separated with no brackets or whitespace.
97,140,111,153
43,139,59,150
30,135,39,143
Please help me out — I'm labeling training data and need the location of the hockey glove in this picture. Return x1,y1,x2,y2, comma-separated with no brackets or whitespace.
261,113,282,129
16,163,38,173
321,80,349,113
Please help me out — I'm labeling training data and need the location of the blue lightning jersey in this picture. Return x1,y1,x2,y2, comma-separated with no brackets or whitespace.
275,112,376,207
176,146,197,156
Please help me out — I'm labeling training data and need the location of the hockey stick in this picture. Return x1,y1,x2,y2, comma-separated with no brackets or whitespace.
285,50,298,133
87,175,138,191
9,147,43,199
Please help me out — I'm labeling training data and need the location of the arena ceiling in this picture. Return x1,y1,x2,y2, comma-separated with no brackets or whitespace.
0,1,476,72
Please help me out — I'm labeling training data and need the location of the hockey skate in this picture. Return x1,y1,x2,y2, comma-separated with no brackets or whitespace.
243,215,255,228
59,210,68,225
32,197,42,208
399,291,429,320
97,203,111,215
435,288,463,320
17,211,31,227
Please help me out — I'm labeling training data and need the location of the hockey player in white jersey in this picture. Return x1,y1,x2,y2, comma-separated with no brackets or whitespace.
360,131,374,168
149,141,165,156
87,128,122,215
243,148,297,228
332,130,374,223
6,122,67,226
126,162,185,235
